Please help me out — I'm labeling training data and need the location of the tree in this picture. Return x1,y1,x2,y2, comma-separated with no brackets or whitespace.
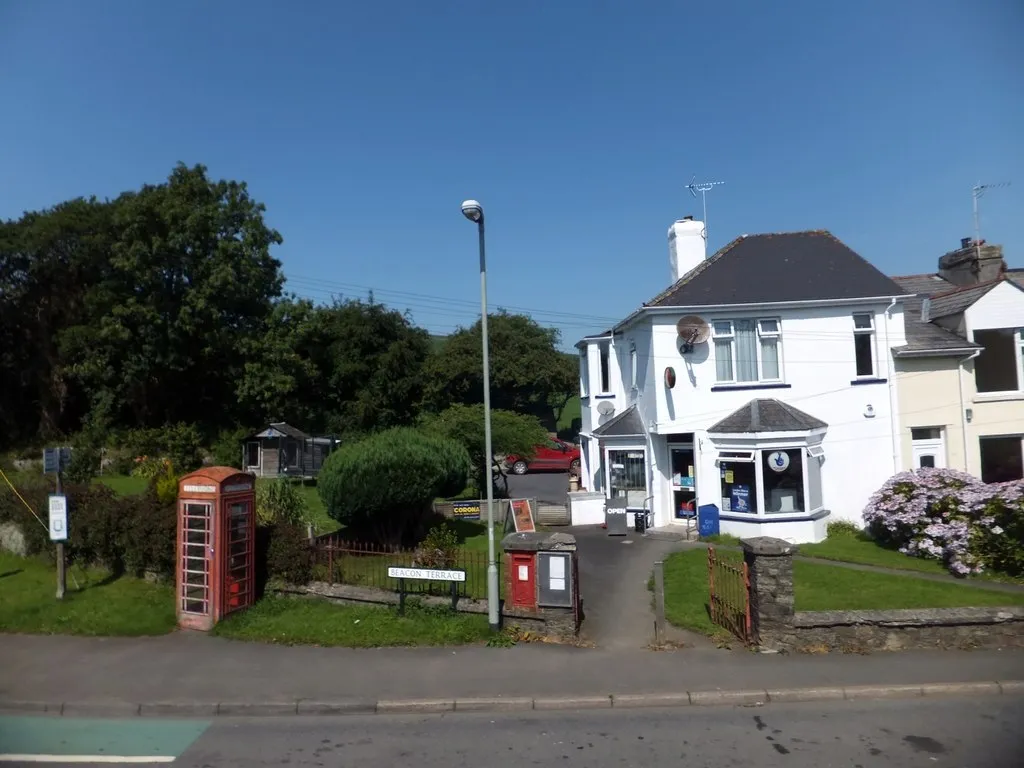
420,404,548,494
60,163,284,432
317,427,470,546
421,312,577,428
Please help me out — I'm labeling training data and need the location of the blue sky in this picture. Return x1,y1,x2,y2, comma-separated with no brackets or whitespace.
2,0,1021,347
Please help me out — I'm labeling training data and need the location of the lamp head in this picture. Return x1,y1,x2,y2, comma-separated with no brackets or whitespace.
461,199,483,223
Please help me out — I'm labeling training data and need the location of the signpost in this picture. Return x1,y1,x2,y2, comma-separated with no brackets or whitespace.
43,447,70,599
387,566,466,615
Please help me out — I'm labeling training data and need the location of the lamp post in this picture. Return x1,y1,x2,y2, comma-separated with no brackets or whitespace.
461,199,500,631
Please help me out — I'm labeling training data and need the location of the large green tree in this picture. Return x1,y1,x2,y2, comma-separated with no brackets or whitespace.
60,163,284,431
421,312,577,428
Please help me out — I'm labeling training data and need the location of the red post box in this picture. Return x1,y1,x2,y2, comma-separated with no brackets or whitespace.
176,467,256,631
507,553,537,610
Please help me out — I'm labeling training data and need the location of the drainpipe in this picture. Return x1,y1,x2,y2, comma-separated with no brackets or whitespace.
883,299,901,474
957,350,982,472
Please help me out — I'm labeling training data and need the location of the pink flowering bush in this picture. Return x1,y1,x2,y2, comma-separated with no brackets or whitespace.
862,468,1024,577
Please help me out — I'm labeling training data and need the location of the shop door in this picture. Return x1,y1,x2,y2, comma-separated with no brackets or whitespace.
670,445,697,521
181,502,213,616
223,499,253,614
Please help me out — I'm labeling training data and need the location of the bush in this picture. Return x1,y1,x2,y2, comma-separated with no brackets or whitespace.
210,427,251,469
318,427,471,546
121,423,204,474
263,520,313,585
256,479,307,527
863,468,1024,577
826,519,863,538
414,523,461,569
122,491,177,578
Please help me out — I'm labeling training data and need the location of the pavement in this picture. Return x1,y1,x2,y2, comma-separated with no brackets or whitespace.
3,697,1022,766
2,631,1023,717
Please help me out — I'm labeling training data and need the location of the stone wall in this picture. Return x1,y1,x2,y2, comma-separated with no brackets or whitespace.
741,536,1024,652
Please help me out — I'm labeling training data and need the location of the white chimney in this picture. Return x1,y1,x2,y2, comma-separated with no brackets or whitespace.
668,216,706,282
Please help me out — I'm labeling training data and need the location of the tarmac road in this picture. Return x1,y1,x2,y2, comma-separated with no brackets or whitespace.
4,696,1019,767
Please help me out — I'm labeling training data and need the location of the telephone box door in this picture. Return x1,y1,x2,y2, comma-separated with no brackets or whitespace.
222,498,254,614
180,501,214,629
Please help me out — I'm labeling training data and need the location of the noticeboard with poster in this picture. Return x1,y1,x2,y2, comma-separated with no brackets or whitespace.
504,498,536,533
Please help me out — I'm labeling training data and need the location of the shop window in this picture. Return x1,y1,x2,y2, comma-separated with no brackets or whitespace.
717,445,824,515
719,456,757,513
763,449,804,513
607,449,647,508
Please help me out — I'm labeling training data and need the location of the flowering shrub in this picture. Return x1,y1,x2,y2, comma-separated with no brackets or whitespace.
862,467,1024,577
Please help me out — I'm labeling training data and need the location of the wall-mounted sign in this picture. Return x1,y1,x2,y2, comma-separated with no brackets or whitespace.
766,451,790,473
664,367,676,388
451,501,481,520
387,567,466,582
183,484,217,494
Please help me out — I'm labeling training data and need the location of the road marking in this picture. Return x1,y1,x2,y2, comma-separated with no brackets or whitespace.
0,756,174,763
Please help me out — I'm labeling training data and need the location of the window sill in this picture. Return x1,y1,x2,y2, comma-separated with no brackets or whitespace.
710,382,792,392
718,508,830,523
850,377,888,386
593,393,616,399
973,392,1024,403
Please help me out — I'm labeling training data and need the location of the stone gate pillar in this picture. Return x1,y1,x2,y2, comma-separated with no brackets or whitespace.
741,536,797,649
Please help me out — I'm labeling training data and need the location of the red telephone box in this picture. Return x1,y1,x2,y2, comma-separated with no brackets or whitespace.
176,467,256,631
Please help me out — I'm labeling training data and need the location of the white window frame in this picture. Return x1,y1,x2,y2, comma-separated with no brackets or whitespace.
716,443,825,516
629,343,638,391
579,349,590,397
598,341,612,394
853,312,876,378
711,318,784,384
973,327,1024,395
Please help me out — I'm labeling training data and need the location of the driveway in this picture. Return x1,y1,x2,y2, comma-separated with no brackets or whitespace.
571,526,709,650
505,471,569,503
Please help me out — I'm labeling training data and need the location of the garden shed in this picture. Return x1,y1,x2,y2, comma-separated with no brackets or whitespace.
243,422,339,479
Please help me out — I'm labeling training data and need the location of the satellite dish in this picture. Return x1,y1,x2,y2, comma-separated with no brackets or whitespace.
596,401,616,416
676,315,711,353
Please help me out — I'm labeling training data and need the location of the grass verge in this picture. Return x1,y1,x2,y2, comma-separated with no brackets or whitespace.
0,553,175,636
212,595,491,647
661,549,1024,637
797,529,947,575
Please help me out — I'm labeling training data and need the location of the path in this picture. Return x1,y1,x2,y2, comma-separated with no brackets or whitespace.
571,526,707,650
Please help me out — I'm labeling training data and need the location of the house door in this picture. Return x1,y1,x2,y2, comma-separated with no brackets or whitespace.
911,427,946,469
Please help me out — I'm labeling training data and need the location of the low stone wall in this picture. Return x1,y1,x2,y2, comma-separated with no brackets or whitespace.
271,581,571,639
772,607,1024,652
742,537,1024,652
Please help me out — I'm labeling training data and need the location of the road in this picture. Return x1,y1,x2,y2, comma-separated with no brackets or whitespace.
505,470,568,503
2,697,1021,766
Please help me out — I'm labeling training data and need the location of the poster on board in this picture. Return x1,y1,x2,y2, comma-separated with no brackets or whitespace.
506,498,536,533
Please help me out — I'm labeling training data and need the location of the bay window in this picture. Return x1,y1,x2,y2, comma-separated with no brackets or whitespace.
713,318,782,384
717,445,824,515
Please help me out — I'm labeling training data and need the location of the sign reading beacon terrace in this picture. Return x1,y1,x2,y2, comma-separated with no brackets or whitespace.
387,567,466,582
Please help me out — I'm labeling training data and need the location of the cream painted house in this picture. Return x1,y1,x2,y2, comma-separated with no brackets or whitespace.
893,239,1024,482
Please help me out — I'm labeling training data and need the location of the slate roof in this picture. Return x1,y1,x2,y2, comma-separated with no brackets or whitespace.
1008,269,1024,289
592,405,645,437
646,231,908,308
927,281,1001,319
708,399,828,434
253,422,310,440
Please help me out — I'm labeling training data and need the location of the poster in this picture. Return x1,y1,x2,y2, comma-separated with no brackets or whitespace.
510,498,536,533
451,501,481,520
731,484,751,513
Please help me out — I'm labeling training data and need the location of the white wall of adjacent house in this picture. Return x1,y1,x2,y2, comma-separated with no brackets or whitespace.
635,301,907,539
894,357,967,473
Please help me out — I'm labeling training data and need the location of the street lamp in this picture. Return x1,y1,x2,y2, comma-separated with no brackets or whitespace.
461,198,499,631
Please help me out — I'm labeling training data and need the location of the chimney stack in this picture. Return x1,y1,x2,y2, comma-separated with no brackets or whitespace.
668,217,706,283
937,237,1005,287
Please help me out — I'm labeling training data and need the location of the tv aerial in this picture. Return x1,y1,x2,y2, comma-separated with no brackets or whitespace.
972,181,1011,260
687,176,725,243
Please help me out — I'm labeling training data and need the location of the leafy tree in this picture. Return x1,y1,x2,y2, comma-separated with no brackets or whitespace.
421,312,577,428
420,404,548,494
60,163,284,431
318,427,470,546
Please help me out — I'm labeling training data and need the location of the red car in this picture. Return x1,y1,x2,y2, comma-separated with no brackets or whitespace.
506,439,581,475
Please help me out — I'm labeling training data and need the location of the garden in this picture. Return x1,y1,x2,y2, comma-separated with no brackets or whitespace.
661,467,1024,640
0,424,512,647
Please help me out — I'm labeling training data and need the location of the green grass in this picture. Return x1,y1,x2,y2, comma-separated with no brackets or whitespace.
661,549,1024,638
557,395,581,435
212,595,491,647
797,529,947,575
0,553,175,636
93,474,149,496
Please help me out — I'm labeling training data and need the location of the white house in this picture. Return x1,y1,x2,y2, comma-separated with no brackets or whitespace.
574,217,910,543
891,237,1024,481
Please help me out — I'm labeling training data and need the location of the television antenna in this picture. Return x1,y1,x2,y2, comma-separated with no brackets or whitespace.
972,181,1010,260
687,177,725,243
